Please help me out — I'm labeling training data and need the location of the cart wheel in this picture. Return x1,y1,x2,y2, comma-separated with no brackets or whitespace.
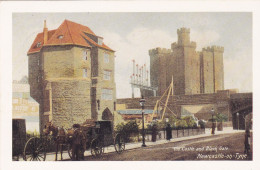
114,134,125,154
23,137,46,161
90,138,103,157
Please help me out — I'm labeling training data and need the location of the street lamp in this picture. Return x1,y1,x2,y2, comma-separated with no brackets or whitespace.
139,95,146,147
211,108,215,135
237,113,240,130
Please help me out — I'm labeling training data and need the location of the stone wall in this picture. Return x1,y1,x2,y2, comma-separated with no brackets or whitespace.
212,46,224,91
29,45,116,132
94,48,116,121
149,48,171,96
28,53,43,103
201,49,214,93
117,91,242,121
45,79,92,129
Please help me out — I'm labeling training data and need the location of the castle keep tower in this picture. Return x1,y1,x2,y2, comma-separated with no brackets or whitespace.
149,27,224,96
28,20,116,133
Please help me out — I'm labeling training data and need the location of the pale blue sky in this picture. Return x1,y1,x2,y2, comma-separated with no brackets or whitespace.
13,13,252,98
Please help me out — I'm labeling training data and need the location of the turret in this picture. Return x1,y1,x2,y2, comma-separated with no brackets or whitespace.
177,27,190,46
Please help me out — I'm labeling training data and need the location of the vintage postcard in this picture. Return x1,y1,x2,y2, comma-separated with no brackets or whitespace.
1,1,259,170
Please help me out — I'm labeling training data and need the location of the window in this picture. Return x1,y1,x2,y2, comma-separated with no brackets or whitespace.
36,42,41,48
38,59,40,65
101,89,113,100
104,53,109,63
83,50,88,60
83,69,87,78
103,70,111,80
98,37,103,45
57,35,64,39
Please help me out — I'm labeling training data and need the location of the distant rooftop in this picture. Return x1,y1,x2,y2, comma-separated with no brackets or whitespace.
13,76,28,84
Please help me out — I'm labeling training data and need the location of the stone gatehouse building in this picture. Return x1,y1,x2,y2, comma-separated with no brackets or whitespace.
28,20,116,132
149,28,224,96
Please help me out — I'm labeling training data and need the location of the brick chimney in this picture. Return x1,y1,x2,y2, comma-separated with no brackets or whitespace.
43,20,48,44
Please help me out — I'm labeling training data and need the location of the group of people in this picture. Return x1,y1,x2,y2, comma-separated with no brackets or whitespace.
151,124,173,142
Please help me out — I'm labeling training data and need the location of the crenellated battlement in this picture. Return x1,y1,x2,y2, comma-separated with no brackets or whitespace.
149,47,171,56
177,27,190,34
202,45,224,53
171,42,178,49
211,45,224,52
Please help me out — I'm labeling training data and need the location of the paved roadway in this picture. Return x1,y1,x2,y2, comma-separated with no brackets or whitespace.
81,132,250,161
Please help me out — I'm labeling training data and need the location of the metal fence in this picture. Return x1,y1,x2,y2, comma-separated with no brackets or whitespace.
128,128,206,142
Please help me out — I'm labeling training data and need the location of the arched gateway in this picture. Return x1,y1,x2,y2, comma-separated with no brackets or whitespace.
102,108,113,120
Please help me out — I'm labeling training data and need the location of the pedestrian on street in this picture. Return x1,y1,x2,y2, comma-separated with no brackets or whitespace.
152,124,157,142
166,124,172,141
72,124,82,161
244,129,251,154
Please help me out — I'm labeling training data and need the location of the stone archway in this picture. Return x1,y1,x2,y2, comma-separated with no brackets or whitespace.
102,107,113,120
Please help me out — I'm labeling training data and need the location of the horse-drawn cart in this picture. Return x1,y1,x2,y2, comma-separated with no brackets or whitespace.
23,120,125,161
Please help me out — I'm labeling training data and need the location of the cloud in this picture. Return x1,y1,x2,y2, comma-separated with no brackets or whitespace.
191,29,220,50
103,27,174,98
224,49,252,92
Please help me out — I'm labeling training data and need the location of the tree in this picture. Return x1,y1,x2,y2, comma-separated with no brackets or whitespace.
115,121,139,142
182,116,197,128
215,113,228,122
176,119,188,129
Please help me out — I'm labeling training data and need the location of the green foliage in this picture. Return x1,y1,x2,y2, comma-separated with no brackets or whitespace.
182,116,197,128
148,115,201,130
157,120,167,129
215,113,228,122
176,119,188,129
124,121,139,133
115,121,139,142
168,115,177,128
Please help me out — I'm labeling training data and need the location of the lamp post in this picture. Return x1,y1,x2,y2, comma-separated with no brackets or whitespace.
140,95,146,147
237,112,239,130
211,108,215,135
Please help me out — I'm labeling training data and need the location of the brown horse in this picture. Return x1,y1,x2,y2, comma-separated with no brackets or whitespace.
43,122,67,161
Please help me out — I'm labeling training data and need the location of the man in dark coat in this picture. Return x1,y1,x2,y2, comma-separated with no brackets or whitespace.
72,124,82,161
152,124,157,142
244,129,251,154
166,124,172,141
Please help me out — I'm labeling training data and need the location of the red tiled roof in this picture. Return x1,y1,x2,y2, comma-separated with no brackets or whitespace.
27,20,114,54
28,30,56,54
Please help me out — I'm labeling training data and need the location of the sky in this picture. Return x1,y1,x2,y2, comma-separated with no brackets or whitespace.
12,12,252,99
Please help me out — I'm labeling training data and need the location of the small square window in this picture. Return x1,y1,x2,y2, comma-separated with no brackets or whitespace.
104,53,109,63
83,69,87,78
83,50,88,60
103,70,111,80
36,42,41,48
101,89,113,100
